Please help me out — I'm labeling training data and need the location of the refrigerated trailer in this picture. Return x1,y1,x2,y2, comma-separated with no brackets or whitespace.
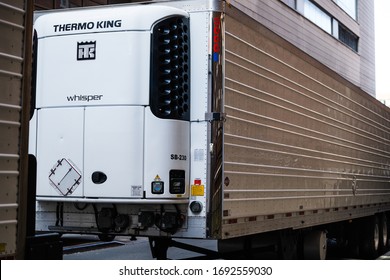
30,0,390,259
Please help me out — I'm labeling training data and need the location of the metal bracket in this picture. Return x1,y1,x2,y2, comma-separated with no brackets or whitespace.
205,112,226,122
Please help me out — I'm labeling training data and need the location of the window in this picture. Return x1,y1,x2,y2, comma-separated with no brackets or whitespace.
334,0,357,20
280,0,359,52
303,0,332,34
339,24,358,51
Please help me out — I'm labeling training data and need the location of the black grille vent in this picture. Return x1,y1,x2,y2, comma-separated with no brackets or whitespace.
150,16,190,121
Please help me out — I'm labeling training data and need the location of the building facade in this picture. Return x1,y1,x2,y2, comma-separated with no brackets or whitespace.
34,0,136,10
34,0,375,96
231,0,375,96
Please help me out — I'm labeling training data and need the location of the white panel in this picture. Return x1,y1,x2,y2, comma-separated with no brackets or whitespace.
84,106,144,198
36,31,150,108
36,108,84,197
144,110,190,199
34,5,188,37
184,11,211,238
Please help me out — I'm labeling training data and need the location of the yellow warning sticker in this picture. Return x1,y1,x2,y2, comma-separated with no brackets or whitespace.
191,185,205,196
154,175,161,181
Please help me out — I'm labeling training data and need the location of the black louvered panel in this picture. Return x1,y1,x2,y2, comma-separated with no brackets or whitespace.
150,16,190,121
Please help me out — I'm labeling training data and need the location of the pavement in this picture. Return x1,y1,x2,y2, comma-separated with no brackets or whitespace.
63,235,218,260
378,250,390,260
62,234,390,260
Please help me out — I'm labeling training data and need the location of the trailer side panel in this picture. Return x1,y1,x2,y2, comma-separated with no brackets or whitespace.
221,6,390,239
0,0,32,259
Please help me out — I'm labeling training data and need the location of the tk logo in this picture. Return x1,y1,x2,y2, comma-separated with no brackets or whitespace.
77,41,96,60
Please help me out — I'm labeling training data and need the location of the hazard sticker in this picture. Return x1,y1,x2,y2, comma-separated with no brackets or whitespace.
49,158,81,196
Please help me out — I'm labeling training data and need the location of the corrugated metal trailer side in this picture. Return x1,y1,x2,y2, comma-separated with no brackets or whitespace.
220,6,390,239
0,0,32,259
